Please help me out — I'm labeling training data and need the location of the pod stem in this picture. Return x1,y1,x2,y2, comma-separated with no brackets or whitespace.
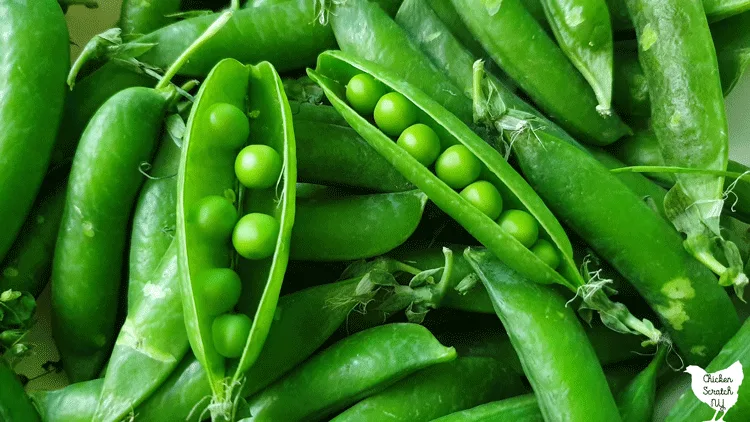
584,289,663,347
155,10,233,90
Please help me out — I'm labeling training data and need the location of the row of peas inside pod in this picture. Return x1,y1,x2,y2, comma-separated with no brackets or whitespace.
345,73,560,269
192,101,283,359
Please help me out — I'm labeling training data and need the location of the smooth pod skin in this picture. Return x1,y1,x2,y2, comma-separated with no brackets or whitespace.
666,318,750,420
50,63,155,166
247,323,457,422
616,348,665,422
538,0,614,112
119,0,181,36
450,0,630,145
432,395,544,422
0,172,67,297
128,135,180,308
465,248,622,422
0,360,40,422
0,0,68,262
137,0,336,76
331,357,524,422
290,190,428,261
51,87,168,382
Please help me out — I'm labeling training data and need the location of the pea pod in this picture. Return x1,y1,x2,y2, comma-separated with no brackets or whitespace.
465,248,622,422
0,360,39,422
119,0,181,37
176,57,296,418
666,317,750,420
0,171,67,298
431,395,544,422
624,0,747,295
331,357,524,422
538,0,614,113
616,347,666,422
0,0,68,262
450,0,629,145
291,190,427,261
246,323,457,422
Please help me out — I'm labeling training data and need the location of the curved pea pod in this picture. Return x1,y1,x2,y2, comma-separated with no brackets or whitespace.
31,377,100,422
176,58,296,417
0,171,67,298
246,323,457,422
616,347,666,422
0,0,68,263
120,0,181,37
0,360,39,422
666,317,750,421
465,248,622,422
308,50,582,299
128,134,180,308
51,86,169,382
538,0,614,113
450,0,629,145
431,395,544,422
291,190,427,261
331,357,524,422
294,117,413,192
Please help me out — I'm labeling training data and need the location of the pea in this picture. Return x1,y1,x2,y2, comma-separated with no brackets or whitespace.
530,239,561,269
197,268,242,316
396,123,441,166
206,103,250,149
232,213,279,260
235,144,283,189
435,145,482,189
459,180,504,220
497,209,539,248
373,92,418,136
212,313,252,359
346,73,387,116
192,196,238,240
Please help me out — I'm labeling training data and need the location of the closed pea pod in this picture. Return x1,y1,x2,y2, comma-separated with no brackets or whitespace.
0,0,68,262
465,248,622,422
331,357,524,422
119,0,181,37
431,395,544,422
176,56,296,419
616,347,666,422
0,360,39,422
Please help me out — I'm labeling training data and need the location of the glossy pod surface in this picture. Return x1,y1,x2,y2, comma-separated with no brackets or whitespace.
432,395,544,422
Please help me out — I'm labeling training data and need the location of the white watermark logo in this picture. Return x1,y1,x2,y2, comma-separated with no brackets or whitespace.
685,361,744,421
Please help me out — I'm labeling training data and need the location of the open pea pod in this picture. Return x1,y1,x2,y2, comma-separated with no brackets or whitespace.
177,58,296,419
307,50,582,292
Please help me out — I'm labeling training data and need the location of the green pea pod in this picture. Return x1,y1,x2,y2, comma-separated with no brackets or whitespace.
666,317,750,420
0,171,67,298
176,57,296,418
616,347,666,422
331,357,524,422
465,248,622,422
291,190,427,261
31,376,99,422
50,62,155,167
246,323,457,422
450,0,629,145
0,360,39,422
538,0,614,113
431,395,544,422
424,0,488,60
128,135,181,308
293,117,413,192
624,0,747,295
120,0,181,37
0,0,68,263
309,50,581,293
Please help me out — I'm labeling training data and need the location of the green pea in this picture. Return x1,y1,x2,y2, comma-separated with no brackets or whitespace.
435,145,482,189
192,195,238,240
530,239,561,269
207,103,250,149
346,73,387,115
212,313,252,359
373,92,418,136
232,213,279,260
459,180,504,220
235,144,283,189
497,210,539,248
396,123,441,166
197,268,242,316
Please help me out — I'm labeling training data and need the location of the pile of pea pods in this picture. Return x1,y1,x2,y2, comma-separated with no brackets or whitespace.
2,0,750,420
